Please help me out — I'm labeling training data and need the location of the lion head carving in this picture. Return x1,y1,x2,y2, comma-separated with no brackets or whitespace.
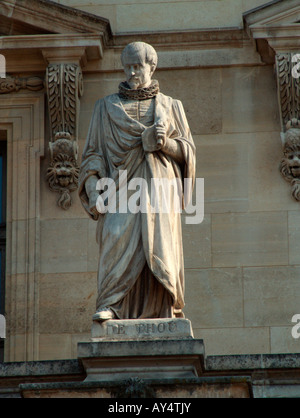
280,120,300,201
46,153,79,209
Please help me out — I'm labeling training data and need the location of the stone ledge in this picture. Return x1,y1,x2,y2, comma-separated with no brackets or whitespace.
0,359,83,377
19,375,251,398
1,352,300,379
78,339,204,358
2,352,300,397
206,353,300,371
78,339,205,382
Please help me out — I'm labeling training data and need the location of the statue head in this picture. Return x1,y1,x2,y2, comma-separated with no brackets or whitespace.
121,42,158,90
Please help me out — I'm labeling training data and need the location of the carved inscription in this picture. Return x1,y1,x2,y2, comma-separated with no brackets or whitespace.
106,321,178,336
107,324,126,335
91,318,193,340
136,321,177,334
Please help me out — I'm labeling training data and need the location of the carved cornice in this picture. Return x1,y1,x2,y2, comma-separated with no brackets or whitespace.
0,0,112,42
45,63,83,210
245,1,300,202
244,0,300,62
113,28,246,49
244,0,300,45
0,75,44,94
0,34,104,61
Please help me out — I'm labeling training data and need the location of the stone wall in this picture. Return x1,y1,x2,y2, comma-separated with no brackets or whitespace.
54,0,268,33
39,62,299,359
3,0,300,361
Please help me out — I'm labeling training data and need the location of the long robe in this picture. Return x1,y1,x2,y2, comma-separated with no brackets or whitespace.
79,91,195,319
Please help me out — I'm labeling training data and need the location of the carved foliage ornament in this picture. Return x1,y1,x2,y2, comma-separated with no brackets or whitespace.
276,53,300,131
0,75,44,94
276,53,300,201
45,63,83,210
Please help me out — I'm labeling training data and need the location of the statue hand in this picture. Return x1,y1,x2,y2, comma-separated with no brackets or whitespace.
142,123,165,152
155,122,166,148
89,190,100,216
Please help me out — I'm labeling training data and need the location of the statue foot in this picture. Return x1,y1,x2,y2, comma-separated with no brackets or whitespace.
92,307,115,321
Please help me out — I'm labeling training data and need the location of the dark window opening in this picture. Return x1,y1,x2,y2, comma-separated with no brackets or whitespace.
0,132,7,362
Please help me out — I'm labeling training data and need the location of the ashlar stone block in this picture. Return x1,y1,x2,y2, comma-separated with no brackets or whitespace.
211,212,288,267
243,266,300,327
222,66,279,134
158,69,222,135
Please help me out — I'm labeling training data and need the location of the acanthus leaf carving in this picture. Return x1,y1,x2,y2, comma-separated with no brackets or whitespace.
45,63,83,210
276,53,300,201
276,53,300,130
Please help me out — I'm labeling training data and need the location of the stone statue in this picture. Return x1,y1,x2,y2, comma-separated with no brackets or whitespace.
280,119,300,201
79,42,195,321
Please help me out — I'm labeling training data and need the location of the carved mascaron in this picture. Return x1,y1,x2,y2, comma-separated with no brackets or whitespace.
280,119,300,201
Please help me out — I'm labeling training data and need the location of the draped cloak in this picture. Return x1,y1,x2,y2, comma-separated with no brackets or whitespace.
79,91,196,318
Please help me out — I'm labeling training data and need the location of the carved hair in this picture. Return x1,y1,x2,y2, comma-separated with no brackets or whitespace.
280,157,293,181
282,128,300,153
121,42,158,71
291,179,300,201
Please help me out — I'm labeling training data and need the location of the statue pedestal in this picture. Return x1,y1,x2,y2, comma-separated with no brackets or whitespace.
78,318,204,382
